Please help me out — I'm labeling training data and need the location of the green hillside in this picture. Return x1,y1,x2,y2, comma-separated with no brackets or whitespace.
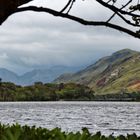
55,49,140,94
93,51,140,94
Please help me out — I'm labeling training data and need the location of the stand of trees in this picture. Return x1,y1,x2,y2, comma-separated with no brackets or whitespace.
0,80,140,101
0,82,94,101
0,0,140,38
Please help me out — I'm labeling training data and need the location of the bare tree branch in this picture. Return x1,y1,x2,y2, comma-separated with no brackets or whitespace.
0,0,32,25
60,0,72,13
96,0,140,17
15,6,140,39
67,0,76,14
0,0,140,39
107,0,132,23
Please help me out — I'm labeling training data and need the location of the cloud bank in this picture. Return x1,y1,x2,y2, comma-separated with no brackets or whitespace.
0,0,139,74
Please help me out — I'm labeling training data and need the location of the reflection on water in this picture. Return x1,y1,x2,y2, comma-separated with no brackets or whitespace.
0,101,140,135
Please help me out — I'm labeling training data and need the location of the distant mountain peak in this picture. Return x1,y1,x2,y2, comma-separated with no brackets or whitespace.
0,66,82,85
112,48,138,56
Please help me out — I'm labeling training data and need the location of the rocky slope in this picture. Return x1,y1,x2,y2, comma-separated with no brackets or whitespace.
54,49,140,94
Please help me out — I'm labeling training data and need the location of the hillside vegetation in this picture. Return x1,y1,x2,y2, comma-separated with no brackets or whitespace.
55,49,140,94
0,82,94,101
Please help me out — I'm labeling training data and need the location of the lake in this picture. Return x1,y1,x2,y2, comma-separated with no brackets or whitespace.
0,101,140,136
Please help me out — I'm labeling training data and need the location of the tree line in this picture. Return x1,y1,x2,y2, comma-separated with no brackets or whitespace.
0,81,94,101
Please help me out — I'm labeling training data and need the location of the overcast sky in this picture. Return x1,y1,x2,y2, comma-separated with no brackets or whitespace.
0,0,139,74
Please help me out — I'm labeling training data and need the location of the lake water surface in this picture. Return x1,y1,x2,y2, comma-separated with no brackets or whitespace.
0,101,140,136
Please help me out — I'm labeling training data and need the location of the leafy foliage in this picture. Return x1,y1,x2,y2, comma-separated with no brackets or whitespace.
0,123,140,140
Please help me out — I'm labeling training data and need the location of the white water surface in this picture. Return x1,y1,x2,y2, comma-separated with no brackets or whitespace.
0,101,140,136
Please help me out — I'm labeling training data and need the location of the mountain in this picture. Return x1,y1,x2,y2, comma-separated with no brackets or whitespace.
54,49,140,94
0,66,82,85
0,68,19,83
19,66,82,85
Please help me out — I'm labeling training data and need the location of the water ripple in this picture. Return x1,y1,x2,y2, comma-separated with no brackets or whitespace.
0,101,140,136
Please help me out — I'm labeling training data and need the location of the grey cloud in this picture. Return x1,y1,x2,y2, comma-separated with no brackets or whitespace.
0,0,139,74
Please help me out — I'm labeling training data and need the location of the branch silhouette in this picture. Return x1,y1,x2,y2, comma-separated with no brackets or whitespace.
0,0,140,39
0,0,32,24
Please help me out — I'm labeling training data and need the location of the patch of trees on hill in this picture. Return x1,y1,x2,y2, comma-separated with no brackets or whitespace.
0,80,140,101
0,81,94,101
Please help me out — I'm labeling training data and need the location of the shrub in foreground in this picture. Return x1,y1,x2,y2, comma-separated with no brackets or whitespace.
0,123,140,140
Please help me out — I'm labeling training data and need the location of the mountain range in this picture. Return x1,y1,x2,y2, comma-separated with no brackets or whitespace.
0,66,82,85
54,49,140,94
1,48,140,94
